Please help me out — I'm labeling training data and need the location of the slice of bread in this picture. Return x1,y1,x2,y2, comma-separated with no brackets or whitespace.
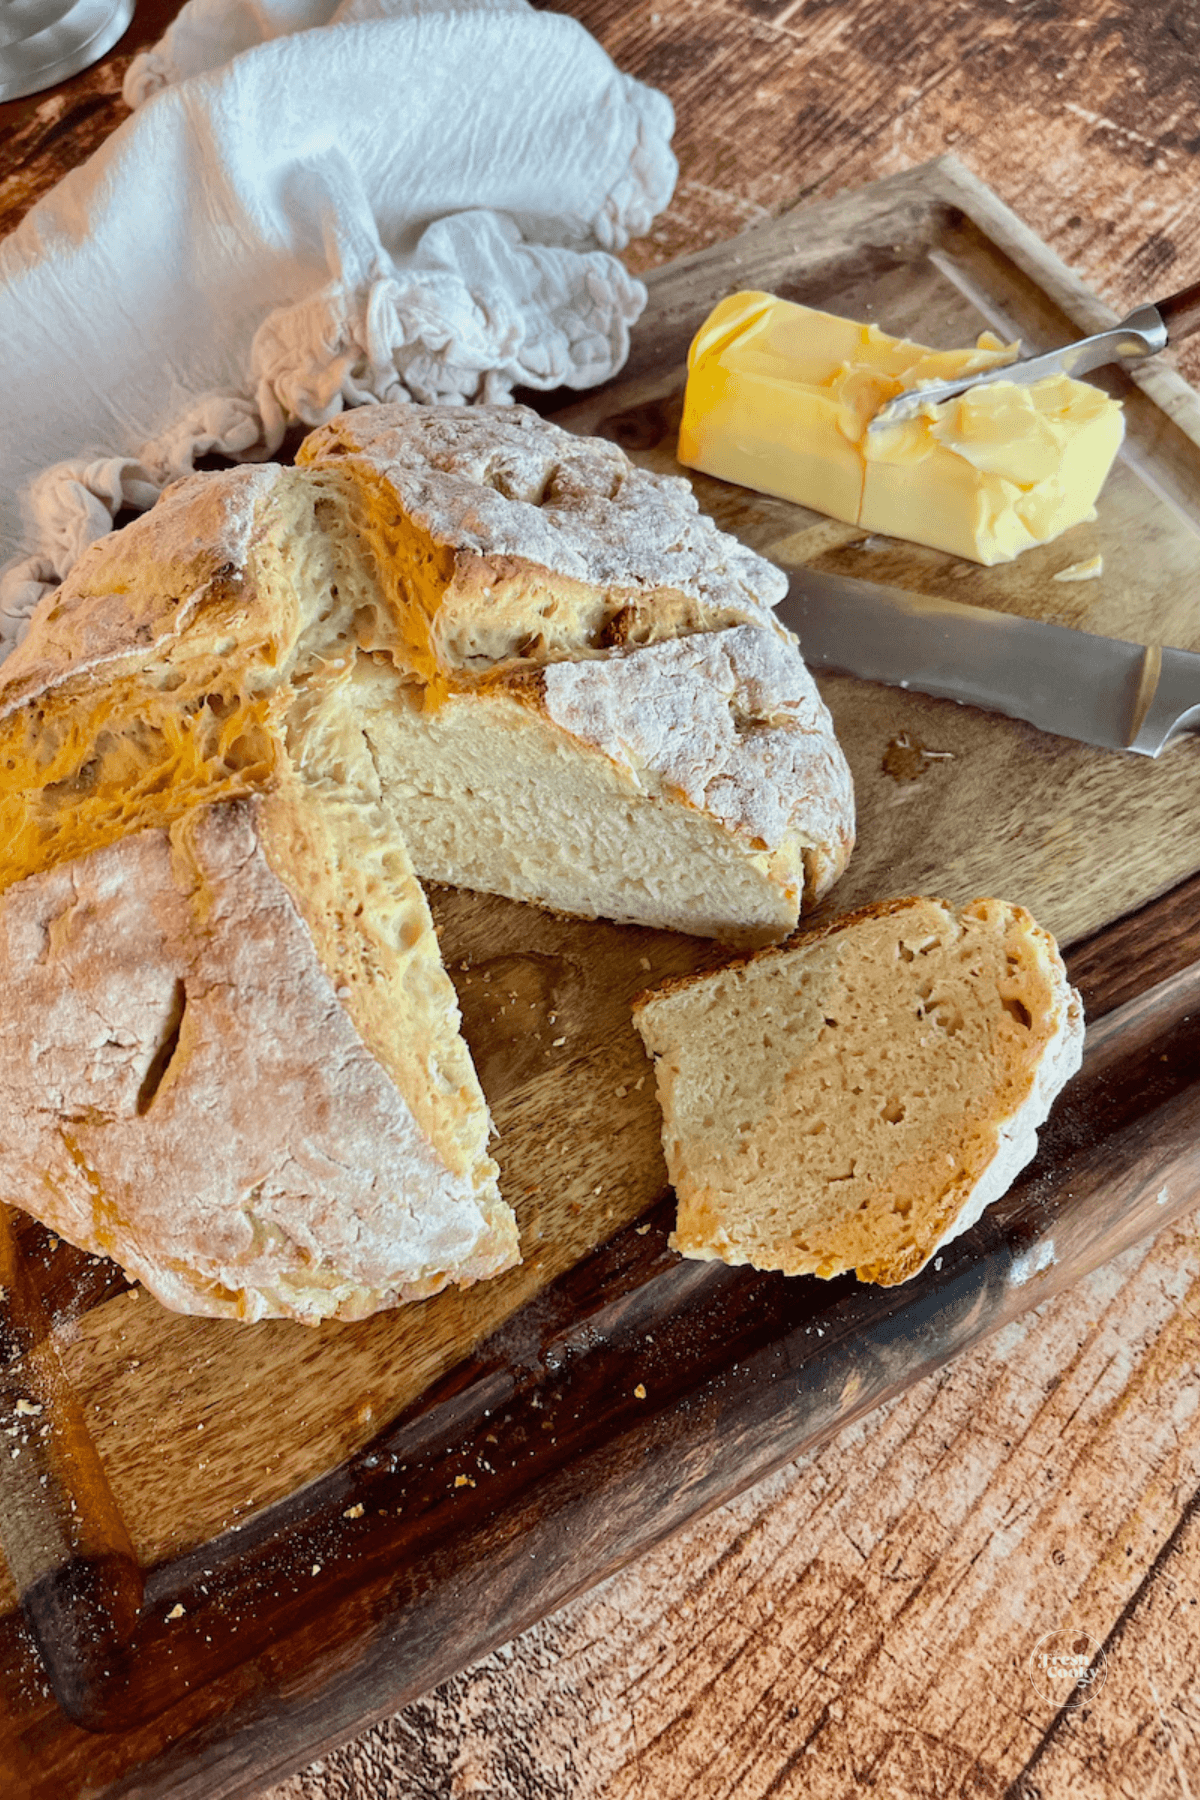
632,896,1084,1286
0,403,853,1321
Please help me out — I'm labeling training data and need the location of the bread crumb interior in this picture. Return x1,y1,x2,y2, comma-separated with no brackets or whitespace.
342,656,799,945
637,898,1069,1284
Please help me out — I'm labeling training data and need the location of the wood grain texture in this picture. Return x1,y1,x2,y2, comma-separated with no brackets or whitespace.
0,160,1190,1668
3,1,1200,1794
262,1215,1200,1800
250,2,1200,1794
599,0,1200,379
0,893,1194,1790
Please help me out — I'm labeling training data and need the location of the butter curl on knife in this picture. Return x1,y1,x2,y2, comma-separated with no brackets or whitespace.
868,283,1200,428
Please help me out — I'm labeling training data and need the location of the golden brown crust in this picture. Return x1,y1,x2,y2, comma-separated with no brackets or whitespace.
0,465,285,722
0,801,516,1323
0,404,858,1322
297,402,788,677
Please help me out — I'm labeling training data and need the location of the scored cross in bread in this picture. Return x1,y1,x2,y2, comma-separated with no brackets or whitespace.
294,405,854,934
0,404,854,1322
295,403,790,689
632,897,1083,1287
1,406,853,938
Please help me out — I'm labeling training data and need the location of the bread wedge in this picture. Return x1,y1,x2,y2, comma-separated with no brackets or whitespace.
294,403,854,934
1,405,853,938
0,797,514,1322
632,896,1084,1286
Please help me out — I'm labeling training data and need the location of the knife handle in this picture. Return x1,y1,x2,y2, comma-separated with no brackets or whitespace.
1155,278,1200,343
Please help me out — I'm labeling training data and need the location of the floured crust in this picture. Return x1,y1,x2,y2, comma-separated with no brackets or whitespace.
0,465,287,721
921,967,1082,1262
0,800,516,1323
633,895,1083,1286
0,406,851,934
542,623,853,904
298,403,788,676
0,405,854,1321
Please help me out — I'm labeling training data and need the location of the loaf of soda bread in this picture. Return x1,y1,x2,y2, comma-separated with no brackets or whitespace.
632,896,1083,1286
0,404,854,1322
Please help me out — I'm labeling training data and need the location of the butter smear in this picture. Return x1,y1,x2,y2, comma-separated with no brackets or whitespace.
1053,553,1104,581
677,292,1124,566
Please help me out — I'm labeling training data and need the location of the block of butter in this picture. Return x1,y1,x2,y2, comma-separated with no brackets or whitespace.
677,291,1125,566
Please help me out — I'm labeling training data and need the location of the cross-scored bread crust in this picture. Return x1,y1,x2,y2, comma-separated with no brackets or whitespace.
632,896,1084,1286
0,405,852,932
0,404,854,1321
0,464,286,722
297,402,787,679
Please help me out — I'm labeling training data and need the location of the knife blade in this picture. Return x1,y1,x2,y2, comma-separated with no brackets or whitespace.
867,277,1200,431
867,306,1166,430
778,566,1200,756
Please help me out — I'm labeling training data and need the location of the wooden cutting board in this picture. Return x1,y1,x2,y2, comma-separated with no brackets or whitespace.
2,156,1200,1795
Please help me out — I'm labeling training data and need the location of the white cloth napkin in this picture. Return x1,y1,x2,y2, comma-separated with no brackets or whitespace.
0,0,675,660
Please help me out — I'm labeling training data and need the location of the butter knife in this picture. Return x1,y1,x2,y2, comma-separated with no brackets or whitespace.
869,282,1200,430
779,568,1200,755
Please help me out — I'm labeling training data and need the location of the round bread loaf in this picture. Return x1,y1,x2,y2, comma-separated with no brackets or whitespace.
0,404,854,1321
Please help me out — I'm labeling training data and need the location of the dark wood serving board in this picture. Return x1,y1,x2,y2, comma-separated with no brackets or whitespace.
2,158,1200,1798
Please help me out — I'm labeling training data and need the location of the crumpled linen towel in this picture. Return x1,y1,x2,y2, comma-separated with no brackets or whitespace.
0,0,675,660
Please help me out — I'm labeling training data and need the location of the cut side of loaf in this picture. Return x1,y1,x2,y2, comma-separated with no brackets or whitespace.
0,404,853,935
324,623,852,945
293,404,854,934
632,896,1084,1286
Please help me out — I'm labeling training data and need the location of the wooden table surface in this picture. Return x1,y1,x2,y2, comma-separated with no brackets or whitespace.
4,2,1200,1796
